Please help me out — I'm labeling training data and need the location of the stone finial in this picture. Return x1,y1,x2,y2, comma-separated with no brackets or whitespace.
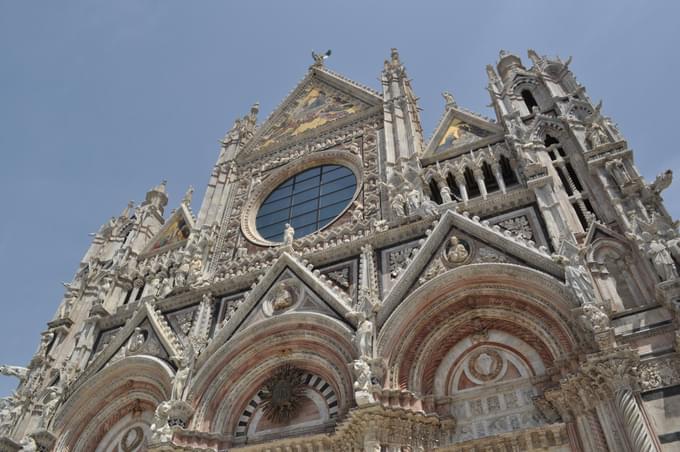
182,186,194,207
527,49,542,66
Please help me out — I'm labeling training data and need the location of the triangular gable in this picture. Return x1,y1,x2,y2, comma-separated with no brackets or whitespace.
424,106,504,159
142,204,195,256
583,221,628,247
240,67,382,157
74,302,186,391
377,209,564,326
199,252,356,365
237,268,345,332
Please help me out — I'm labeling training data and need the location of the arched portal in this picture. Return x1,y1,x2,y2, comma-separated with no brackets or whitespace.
378,263,579,445
189,313,355,446
52,356,172,452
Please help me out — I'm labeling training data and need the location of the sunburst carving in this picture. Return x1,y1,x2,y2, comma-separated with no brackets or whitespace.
259,365,306,423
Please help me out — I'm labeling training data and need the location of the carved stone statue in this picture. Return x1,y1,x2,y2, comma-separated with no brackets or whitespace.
580,302,610,333
391,192,406,217
272,281,294,311
38,385,62,429
442,91,456,106
647,239,679,282
57,296,76,320
605,158,632,189
558,255,597,305
417,197,439,219
0,365,28,381
37,332,54,359
0,396,21,436
351,359,372,393
446,236,469,264
354,316,373,359
283,223,295,246
95,277,112,305
171,357,191,401
181,185,194,206
405,183,422,214
19,436,37,452
127,328,146,354
311,49,331,66
649,169,673,195
149,401,173,443
586,121,609,148
351,201,364,222
350,359,375,406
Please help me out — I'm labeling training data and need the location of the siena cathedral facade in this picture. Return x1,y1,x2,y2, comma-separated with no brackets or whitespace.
2,48,680,452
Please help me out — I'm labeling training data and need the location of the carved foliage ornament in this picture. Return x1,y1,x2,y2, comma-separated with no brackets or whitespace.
259,365,306,423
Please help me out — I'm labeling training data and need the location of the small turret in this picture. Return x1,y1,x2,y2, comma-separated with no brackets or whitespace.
144,180,169,215
496,50,525,81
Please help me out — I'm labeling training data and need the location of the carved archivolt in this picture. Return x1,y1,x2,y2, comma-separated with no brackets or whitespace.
187,314,354,433
52,356,172,451
378,265,578,394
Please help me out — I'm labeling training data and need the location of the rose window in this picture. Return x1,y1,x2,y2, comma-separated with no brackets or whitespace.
255,164,357,242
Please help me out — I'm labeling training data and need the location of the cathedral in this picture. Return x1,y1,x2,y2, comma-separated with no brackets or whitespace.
2,48,680,451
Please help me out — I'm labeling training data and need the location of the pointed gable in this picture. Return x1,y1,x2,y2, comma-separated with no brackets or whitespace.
199,252,356,365
424,106,504,159
241,66,381,157
73,302,187,392
378,209,565,326
142,203,194,255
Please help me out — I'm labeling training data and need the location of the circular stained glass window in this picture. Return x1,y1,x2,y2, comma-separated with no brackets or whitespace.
256,164,357,242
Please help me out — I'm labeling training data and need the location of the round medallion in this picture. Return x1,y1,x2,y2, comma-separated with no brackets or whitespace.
467,349,503,382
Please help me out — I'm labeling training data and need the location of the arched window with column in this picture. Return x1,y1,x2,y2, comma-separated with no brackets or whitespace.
481,162,499,193
499,155,518,187
446,173,461,200
521,89,538,112
428,178,443,204
463,167,481,199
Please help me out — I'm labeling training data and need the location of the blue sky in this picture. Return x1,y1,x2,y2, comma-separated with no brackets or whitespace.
1,1,678,397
